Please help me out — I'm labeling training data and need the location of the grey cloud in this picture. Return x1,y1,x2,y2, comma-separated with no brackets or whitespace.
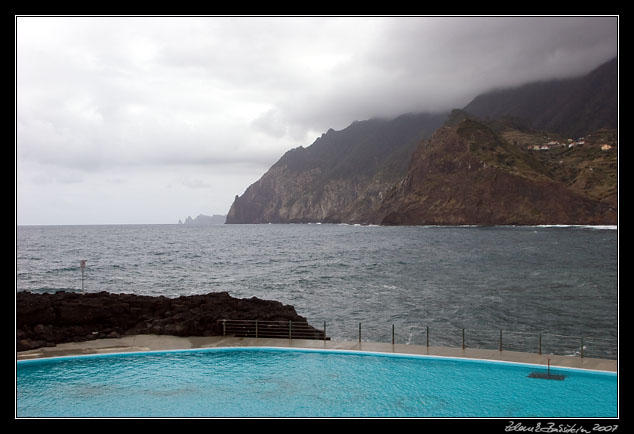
256,16,617,135
19,16,618,158
16,16,618,224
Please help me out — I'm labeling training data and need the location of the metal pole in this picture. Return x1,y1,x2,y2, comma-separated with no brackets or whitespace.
358,323,361,343
323,322,326,342
80,260,86,292
462,328,465,350
255,320,258,339
499,330,503,352
426,326,429,347
538,333,542,355
581,336,584,358
392,324,395,345
289,320,292,339
222,320,226,337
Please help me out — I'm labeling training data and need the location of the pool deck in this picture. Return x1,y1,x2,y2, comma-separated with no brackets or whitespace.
16,334,617,372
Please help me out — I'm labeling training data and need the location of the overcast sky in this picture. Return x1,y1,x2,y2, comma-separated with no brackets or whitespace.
15,16,618,225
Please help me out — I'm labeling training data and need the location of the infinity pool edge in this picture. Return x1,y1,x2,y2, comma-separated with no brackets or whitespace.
16,334,618,373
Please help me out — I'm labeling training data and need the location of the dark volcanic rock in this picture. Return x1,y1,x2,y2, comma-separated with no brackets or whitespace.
16,291,324,352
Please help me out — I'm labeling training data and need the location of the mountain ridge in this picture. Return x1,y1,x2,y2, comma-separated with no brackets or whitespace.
463,57,617,138
226,57,617,226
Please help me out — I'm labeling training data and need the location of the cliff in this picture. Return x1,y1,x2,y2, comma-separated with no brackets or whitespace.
16,291,325,352
226,58,617,226
226,113,446,224
375,112,616,225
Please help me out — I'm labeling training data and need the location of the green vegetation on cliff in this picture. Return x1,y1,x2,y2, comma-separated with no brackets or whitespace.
377,113,616,226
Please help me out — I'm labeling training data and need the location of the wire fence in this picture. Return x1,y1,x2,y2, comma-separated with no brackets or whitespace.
220,319,618,360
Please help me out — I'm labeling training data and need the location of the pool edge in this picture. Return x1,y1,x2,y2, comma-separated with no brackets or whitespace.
16,334,618,373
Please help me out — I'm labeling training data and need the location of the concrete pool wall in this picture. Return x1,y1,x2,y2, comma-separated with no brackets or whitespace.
16,334,617,373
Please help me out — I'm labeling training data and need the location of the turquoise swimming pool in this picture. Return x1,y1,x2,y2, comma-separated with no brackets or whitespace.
16,347,617,418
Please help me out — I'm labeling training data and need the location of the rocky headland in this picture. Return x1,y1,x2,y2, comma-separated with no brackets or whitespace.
16,291,324,352
226,112,447,224
227,111,617,226
226,58,617,226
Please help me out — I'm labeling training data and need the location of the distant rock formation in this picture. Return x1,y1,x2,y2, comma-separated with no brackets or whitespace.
178,214,226,225
17,291,324,352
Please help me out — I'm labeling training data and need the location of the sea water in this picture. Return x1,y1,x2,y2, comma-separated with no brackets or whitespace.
16,224,618,356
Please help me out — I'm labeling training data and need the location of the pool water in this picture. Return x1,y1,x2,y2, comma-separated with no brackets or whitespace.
16,348,617,418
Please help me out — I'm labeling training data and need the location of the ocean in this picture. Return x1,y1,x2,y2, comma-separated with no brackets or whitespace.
15,224,618,358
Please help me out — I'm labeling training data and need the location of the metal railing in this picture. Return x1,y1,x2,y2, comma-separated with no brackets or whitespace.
220,319,326,340
220,319,617,360
409,326,618,360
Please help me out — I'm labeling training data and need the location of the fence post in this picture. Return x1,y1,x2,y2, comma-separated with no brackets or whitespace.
392,324,395,345
462,328,465,350
538,333,542,355
289,320,292,339
358,323,361,342
255,320,258,339
222,319,226,337
426,326,429,347
499,330,503,352
323,322,326,342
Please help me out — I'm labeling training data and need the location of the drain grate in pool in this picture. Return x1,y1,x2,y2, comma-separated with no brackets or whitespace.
528,372,566,381
527,359,566,380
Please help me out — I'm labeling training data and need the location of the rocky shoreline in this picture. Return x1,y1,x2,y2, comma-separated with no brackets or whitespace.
16,291,324,352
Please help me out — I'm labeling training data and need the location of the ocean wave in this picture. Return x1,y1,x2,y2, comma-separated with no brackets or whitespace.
533,225,617,230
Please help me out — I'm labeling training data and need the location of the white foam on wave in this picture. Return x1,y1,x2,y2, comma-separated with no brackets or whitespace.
533,225,617,230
